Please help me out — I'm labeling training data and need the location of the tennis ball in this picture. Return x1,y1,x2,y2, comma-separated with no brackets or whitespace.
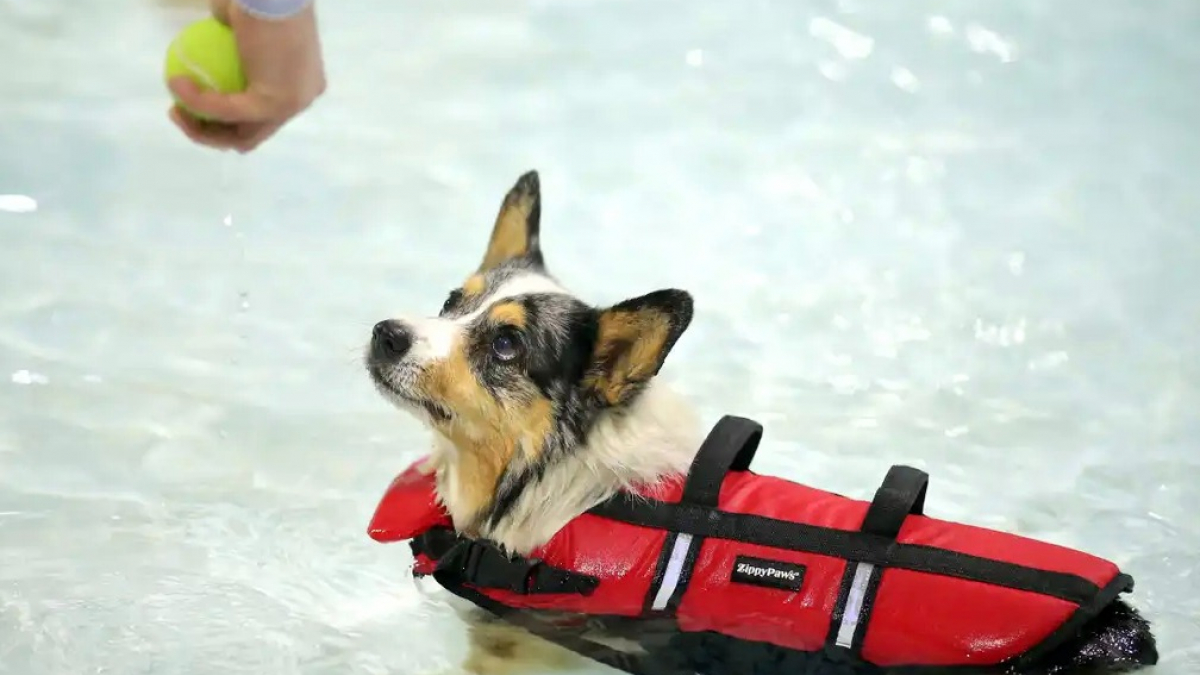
164,17,246,120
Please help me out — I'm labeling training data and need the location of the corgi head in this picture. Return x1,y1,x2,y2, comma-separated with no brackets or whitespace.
364,170,694,534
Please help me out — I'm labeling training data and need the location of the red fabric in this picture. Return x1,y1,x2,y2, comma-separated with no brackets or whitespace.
469,512,669,615
862,570,1077,666
676,541,847,653
367,457,452,542
367,459,1118,668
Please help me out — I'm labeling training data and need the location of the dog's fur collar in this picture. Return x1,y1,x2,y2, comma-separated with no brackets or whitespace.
420,380,701,555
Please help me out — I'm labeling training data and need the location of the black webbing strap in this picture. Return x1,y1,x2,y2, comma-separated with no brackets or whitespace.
591,490,1100,604
679,415,764,508
413,527,600,596
826,465,932,658
860,465,929,539
626,416,764,620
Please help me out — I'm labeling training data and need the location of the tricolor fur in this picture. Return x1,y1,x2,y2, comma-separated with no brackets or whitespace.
364,171,1157,675
365,170,702,556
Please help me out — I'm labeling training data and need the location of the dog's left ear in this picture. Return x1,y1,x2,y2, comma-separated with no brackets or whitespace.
478,170,544,272
584,289,694,407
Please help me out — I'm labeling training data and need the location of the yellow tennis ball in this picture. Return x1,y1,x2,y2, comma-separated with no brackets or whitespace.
163,17,247,120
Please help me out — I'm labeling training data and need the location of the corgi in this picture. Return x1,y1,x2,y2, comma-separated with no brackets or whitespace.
363,171,1158,675
365,170,702,559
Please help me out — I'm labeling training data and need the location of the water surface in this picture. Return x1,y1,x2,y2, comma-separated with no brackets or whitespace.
1,0,1197,673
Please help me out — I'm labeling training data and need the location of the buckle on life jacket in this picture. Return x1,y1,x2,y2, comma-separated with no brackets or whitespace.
417,528,601,597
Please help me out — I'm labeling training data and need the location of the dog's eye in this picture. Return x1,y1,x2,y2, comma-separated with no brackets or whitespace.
441,289,463,315
491,333,520,362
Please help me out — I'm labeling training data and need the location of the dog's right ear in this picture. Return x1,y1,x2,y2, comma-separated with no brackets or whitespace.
478,170,544,272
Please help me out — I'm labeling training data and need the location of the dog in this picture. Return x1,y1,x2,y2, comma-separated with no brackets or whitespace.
364,170,1158,675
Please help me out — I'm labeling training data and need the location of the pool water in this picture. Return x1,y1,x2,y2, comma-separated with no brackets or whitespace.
1,0,1197,673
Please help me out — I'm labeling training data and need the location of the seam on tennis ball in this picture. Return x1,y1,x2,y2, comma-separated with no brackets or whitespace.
171,42,221,91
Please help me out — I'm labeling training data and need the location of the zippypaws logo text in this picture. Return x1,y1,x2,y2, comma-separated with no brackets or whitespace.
730,555,807,591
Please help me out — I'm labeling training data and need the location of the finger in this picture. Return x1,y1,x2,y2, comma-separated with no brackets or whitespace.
169,106,227,149
168,77,272,125
231,121,282,154
209,0,231,24
168,106,246,151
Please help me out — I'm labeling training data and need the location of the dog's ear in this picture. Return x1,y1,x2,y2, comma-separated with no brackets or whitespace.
584,289,693,407
478,170,544,272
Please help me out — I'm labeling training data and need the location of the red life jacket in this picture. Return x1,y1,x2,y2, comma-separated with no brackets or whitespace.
366,416,1134,674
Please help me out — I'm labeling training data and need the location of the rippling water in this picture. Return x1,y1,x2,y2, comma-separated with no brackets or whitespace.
1,0,1197,673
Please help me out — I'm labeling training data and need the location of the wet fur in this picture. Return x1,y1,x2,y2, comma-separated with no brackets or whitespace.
365,171,1158,674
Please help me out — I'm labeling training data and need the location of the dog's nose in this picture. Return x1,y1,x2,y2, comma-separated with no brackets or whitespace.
371,319,412,360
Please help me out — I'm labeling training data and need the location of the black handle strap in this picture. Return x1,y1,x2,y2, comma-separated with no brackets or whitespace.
413,528,600,596
822,465,931,658
860,465,929,539
680,415,764,508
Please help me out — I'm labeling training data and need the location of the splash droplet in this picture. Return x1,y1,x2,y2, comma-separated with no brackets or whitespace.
0,195,37,213
11,370,49,385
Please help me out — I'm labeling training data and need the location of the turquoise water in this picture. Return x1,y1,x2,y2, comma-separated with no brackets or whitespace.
1,0,1197,673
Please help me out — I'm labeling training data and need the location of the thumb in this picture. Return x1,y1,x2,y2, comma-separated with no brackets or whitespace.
168,77,271,124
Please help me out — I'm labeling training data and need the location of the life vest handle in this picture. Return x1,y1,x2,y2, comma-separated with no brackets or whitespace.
860,464,929,539
680,415,764,508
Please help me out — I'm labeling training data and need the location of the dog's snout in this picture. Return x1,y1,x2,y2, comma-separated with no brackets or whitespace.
372,319,412,360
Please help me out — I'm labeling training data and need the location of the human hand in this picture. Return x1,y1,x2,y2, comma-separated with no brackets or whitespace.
167,0,326,152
